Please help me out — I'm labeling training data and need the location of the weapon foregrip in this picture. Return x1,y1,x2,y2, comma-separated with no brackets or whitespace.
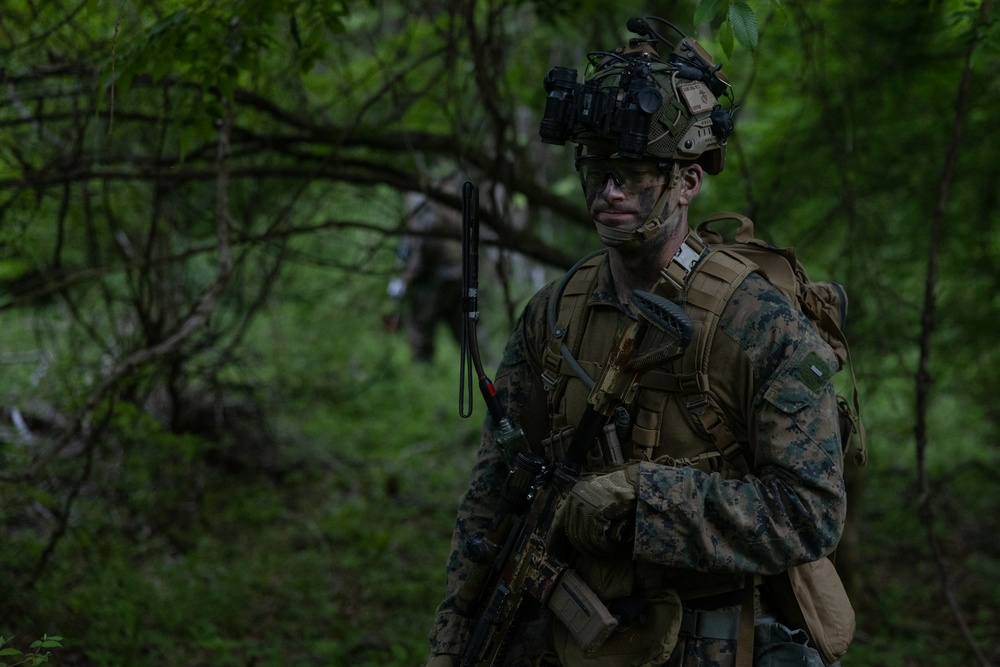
632,290,694,346
462,583,511,667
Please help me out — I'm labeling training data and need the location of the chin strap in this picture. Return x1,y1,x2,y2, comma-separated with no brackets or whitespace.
592,163,682,251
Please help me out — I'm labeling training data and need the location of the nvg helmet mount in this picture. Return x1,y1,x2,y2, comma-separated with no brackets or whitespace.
539,16,737,175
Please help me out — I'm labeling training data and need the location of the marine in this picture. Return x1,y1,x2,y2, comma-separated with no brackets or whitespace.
427,15,854,667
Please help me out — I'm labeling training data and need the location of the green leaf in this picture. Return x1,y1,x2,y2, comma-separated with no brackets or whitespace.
728,1,759,53
718,20,735,60
0,648,22,656
694,0,725,27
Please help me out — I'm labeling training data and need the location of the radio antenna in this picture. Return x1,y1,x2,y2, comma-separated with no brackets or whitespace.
458,182,506,425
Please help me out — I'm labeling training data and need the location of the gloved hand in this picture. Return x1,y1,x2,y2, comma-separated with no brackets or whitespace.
557,464,640,557
424,654,457,667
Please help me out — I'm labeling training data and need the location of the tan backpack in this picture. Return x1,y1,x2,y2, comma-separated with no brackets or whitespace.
691,212,867,467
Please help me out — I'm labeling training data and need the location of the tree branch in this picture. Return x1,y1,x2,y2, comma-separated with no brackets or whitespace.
0,106,236,484
914,3,993,665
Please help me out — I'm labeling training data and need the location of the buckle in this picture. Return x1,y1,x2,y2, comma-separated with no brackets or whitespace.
540,370,559,391
660,238,707,297
674,241,702,274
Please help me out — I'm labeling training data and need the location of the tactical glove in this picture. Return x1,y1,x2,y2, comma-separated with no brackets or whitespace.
424,654,457,667
558,464,640,557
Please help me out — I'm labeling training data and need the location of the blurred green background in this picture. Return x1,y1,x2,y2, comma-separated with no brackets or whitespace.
1,0,998,665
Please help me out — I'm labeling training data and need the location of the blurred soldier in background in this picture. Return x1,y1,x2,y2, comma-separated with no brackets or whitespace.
387,192,464,363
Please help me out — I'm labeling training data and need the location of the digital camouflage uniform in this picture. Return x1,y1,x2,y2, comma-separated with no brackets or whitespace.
429,252,846,666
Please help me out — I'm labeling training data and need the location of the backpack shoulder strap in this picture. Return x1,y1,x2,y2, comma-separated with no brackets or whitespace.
540,250,606,410
696,213,867,466
650,234,758,466
698,212,868,466
540,233,757,467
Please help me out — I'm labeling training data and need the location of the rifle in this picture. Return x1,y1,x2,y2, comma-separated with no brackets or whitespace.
456,182,695,667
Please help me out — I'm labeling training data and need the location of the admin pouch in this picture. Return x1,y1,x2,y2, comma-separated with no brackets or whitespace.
764,557,857,666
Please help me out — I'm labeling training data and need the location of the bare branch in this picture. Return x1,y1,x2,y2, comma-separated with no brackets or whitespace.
914,2,994,665
0,106,236,484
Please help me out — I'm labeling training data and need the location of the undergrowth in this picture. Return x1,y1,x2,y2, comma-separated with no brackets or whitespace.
1,274,998,666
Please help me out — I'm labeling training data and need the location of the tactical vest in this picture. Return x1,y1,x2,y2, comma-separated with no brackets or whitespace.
538,215,865,666
539,215,866,476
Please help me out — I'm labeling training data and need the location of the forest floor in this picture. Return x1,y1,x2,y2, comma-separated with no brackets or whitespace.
10,437,997,666
3,340,998,667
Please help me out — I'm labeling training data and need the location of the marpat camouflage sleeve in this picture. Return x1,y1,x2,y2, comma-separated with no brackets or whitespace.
428,286,554,656
632,273,847,574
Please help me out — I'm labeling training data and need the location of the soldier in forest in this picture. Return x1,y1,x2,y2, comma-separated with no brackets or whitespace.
426,17,853,667
387,192,464,363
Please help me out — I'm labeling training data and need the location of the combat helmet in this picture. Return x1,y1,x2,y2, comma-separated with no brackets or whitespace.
540,16,736,174
539,18,736,248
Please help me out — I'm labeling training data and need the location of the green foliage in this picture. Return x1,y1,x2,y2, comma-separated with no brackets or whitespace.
0,635,63,667
695,0,763,57
846,465,1000,666
1,0,1000,665
695,0,727,28
111,0,350,94
2,268,480,664
727,2,759,54
106,0,349,158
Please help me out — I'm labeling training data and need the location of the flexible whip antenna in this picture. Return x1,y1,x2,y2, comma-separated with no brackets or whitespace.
458,182,506,425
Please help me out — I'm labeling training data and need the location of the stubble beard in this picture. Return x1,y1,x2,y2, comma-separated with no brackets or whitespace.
602,188,682,270
619,209,682,271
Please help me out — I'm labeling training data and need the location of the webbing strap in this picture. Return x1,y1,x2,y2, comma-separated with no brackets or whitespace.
542,251,605,390
542,251,606,429
545,235,757,469
844,351,868,465
735,575,756,667
677,574,757,664
659,232,708,298
679,608,739,640
654,245,756,469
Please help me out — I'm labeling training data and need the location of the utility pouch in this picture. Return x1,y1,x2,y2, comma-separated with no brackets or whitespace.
553,585,682,667
548,569,619,653
764,557,855,666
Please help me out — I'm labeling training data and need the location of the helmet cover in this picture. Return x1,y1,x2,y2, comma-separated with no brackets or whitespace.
539,20,736,175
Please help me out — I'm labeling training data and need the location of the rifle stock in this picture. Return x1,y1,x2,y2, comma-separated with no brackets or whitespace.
458,290,693,667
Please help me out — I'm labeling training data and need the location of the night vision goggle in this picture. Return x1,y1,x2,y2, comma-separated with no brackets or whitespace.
539,16,735,159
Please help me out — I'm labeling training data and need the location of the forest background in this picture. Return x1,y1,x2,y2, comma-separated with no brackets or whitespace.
1,0,998,665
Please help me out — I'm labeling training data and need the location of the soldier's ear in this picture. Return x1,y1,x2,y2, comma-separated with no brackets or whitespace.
678,164,703,204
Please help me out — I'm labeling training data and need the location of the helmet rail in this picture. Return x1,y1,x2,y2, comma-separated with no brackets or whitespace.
539,16,737,175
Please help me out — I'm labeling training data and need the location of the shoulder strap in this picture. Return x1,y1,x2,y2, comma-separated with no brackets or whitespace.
541,251,606,428
698,214,868,465
651,237,757,467
541,235,756,468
